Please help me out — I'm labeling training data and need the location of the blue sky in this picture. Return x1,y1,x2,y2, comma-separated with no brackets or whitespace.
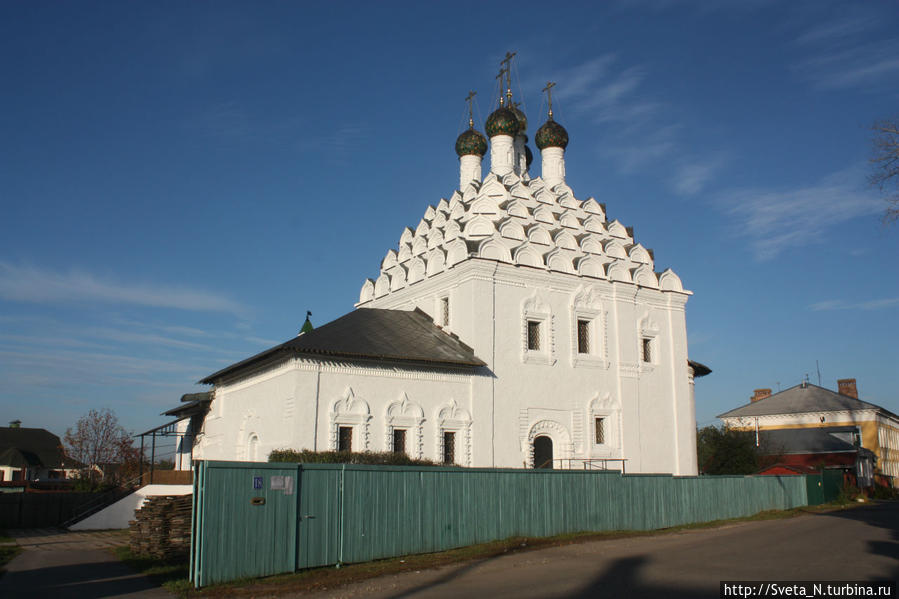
2,1,898,442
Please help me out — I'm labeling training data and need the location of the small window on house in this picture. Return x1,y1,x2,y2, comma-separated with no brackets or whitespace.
338,426,353,452
577,320,590,354
443,431,455,465
527,320,541,351
441,296,450,327
595,417,605,445
392,428,407,454
641,338,652,363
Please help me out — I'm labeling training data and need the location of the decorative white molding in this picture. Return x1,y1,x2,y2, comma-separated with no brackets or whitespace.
385,393,425,458
436,399,472,466
330,387,371,451
525,419,572,467
522,292,554,365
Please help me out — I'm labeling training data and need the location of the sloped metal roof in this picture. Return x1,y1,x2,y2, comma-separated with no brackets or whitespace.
718,383,892,419
758,427,859,455
201,308,485,384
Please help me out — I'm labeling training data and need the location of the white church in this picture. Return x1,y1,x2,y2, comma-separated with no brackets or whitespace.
170,61,706,475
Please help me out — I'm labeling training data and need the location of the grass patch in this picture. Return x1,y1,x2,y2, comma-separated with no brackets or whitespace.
120,501,864,598
0,531,13,543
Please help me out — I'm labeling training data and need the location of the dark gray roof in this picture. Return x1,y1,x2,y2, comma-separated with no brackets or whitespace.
717,383,892,419
758,427,859,455
0,427,80,469
201,308,486,384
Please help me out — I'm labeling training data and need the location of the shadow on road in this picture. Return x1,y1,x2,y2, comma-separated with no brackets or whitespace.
568,555,712,599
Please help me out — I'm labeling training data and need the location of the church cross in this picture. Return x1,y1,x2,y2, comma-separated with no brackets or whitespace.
542,81,556,119
501,51,517,105
465,90,476,128
495,68,507,106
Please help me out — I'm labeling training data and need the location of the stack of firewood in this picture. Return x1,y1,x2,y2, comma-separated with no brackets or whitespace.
129,494,192,559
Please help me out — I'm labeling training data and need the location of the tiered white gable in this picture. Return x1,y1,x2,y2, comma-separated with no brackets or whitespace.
359,171,684,304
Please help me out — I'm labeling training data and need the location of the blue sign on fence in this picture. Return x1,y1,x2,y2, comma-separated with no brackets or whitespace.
252,476,263,490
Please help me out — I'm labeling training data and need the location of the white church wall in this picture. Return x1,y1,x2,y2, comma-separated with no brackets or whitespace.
196,356,475,465
365,258,697,474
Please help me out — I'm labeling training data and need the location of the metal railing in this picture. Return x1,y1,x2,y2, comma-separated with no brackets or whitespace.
552,458,628,473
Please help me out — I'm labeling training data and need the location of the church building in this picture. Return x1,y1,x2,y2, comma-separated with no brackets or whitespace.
177,59,704,475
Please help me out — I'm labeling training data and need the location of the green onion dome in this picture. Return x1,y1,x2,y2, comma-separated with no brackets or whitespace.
525,145,534,169
455,127,488,157
511,105,528,134
535,118,569,150
485,107,520,137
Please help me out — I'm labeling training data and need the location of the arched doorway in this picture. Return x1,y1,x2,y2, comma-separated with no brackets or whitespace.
533,435,553,469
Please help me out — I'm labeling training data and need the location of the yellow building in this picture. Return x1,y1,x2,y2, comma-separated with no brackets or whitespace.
718,378,899,486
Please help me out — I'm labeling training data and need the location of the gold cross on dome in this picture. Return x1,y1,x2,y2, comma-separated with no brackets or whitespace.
464,90,476,128
495,68,507,106
542,81,556,119
501,52,517,105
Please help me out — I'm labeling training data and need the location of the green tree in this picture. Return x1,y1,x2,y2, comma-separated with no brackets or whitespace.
696,426,759,475
870,117,899,224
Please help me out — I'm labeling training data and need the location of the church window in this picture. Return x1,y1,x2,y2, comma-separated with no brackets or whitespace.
392,428,407,454
577,320,590,354
641,338,653,363
338,426,353,452
443,431,455,464
441,296,450,327
595,417,605,445
527,321,541,350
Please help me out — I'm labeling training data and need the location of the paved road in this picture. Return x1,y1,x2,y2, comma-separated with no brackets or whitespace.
294,503,899,599
0,528,173,598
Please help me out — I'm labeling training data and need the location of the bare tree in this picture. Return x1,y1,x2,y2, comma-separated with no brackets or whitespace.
870,118,899,224
64,408,138,484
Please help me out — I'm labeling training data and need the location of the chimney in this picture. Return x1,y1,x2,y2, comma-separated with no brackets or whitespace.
9,420,21,428
751,389,772,403
837,378,858,399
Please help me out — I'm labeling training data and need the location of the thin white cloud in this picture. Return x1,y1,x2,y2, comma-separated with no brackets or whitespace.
721,167,882,260
810,298,899,311
0,262,246,316
672,157,727,196
793,12,899,91
795,16,879,46
603,124,680,173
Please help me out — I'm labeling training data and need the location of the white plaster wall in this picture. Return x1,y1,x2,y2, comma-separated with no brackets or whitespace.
367,258,696,474
196,356,475,465
70,484,193,531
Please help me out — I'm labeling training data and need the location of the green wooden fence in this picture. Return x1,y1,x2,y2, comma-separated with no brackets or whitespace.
190,461,809,588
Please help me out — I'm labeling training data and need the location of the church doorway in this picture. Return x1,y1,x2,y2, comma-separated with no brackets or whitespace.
533,435,553,469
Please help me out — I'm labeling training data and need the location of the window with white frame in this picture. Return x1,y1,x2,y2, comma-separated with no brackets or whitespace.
570,286,607,368
385,394,424,458
527,320,541,350
638,315,660,371
440,296,450,327
392,428,407,454
338,426,353,452
594,417,605,445
588,392,620,456
522,294,553,365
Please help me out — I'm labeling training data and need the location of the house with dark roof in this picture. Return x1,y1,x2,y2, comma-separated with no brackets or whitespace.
719,379,899,486
0,422,81,483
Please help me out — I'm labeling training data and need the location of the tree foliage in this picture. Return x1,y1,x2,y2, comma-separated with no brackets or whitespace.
696,426,760,475
64,408,140,486
870,117,899,224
